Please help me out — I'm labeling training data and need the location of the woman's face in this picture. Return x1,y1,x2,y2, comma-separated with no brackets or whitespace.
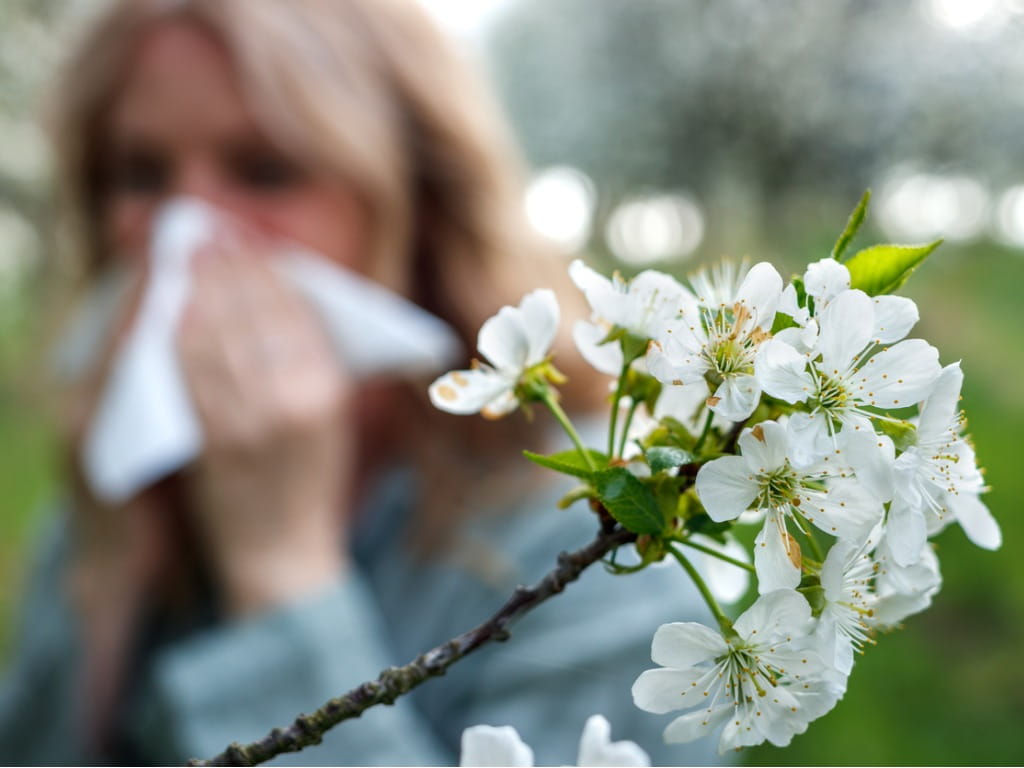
102,19,371,270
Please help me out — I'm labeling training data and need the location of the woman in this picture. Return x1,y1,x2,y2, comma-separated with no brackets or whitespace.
0,1,717,764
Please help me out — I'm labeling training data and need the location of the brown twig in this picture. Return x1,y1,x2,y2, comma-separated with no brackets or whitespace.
190,524,638,766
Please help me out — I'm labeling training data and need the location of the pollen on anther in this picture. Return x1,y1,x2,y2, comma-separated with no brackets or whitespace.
436,384,458,402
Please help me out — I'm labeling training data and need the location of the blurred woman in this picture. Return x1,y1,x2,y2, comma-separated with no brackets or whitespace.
0,1,714,764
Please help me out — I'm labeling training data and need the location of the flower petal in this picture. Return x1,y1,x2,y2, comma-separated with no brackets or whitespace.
664,705,731,746
734,587,812,639
778,283,809,326
477,305,528,371
785,411,831,467
696,456,760,522
734,262,783,331
738,420,789,474
885,492,928,567
837,426,894,502
917,362,963,441
816,289,874,374
801,480,883,543
632,667,716,714
712,374,761,421
518,289,560,365
755,339,814,404
577,715,651,767
951,492,1002,550
570,259,616,318
871,295,918,344
646,334,707,386
460,725,534,767
622,270,695,338
573,320,623,375
803,258,851,305
752,518,802,596
856,339,941,409
429,368,514,415
651,621,729,669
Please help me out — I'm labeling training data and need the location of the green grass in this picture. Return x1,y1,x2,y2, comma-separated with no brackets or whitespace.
0,291,59,662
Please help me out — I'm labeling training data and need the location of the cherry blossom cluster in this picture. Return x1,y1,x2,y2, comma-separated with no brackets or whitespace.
429,202,999,757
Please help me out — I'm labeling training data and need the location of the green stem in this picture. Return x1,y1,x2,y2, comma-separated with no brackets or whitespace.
693,409,715,454
616,398,641,458
668,544,733,634
672,537,755,574
607,360,631,457
541,391,596,473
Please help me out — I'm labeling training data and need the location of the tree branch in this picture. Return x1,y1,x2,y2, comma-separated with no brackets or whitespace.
190,524,639,767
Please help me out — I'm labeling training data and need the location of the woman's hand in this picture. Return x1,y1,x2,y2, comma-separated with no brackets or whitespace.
176,226,352,618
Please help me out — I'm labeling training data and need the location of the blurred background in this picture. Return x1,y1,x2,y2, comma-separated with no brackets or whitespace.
1,0,1022,764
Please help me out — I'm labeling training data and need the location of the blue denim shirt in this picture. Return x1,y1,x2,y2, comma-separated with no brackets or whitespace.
0,470,725,766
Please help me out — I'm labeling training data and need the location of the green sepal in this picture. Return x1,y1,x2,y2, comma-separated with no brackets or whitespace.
620,332,650,365
832,189,872,261
656,416,699,451
646,445,695,474
594,467,665,535
845,240,943,296
522,448,609,480
557,484,595,510
798,583,826,617
876,418,918,452
622,367,663,414
770,311,798,335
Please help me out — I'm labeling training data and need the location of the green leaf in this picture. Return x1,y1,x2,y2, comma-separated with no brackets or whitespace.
594,467,665,534
647,446,695,474
522,449,608,479
875,418,918,452
845,240,943,296
832,189,872,261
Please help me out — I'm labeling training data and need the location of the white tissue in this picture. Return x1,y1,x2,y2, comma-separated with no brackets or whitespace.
75,198,461,504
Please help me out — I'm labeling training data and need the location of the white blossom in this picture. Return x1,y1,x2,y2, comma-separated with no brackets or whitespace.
459,715,650,767
647,262,783,421
871,533,942,628
570,259,694,374
815,539,878,677
775,259,919,354
460,724,534,767
888,362,1000,564
756,287,940,488
696,420,883,592
632,590,843,753
430,289,559,418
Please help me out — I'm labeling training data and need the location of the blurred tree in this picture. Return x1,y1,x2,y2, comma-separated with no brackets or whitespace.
487,0,1024,258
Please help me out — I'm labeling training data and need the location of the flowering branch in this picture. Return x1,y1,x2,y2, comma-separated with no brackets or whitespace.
190,523,638,767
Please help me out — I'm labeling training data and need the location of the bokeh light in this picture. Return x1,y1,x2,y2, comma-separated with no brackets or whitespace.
995,185,1024,247
605,192,704,266
523,165,596,253
878,169,989,242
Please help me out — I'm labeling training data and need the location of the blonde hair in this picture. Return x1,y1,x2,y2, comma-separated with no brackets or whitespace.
48,0,598,546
